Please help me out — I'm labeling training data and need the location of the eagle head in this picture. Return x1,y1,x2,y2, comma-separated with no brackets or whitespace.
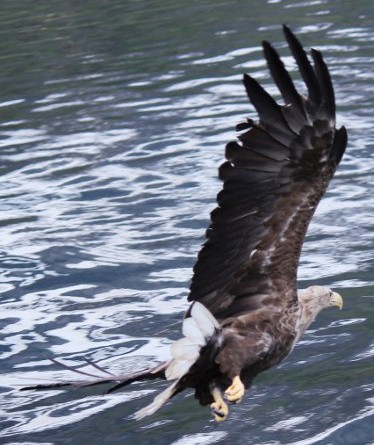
299,285,343,310
297,286,343,336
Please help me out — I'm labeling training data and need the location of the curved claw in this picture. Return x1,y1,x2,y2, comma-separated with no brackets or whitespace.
224,375,245,403
210,400,229,421
210,386,229,421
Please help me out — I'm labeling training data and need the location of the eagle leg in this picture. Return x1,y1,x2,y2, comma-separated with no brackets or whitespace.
210,385,229,422
224,375,245,403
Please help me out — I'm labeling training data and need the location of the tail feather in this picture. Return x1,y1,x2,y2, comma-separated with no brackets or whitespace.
134,380,179,420
170,338,200,360
182,317,206,346
136,302,222,418
165,302,221,381
188,301,220,335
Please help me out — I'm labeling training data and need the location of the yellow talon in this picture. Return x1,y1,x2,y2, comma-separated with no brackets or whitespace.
210,386,229,421
224,375,245,403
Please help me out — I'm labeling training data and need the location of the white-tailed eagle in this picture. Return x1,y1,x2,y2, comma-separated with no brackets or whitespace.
23,26,347,422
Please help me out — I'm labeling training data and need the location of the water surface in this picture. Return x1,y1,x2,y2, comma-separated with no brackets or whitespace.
0,1,373,444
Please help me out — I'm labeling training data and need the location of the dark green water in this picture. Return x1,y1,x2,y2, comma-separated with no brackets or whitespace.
0,1,373,444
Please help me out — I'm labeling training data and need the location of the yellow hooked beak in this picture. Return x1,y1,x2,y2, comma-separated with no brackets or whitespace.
330,292,343,310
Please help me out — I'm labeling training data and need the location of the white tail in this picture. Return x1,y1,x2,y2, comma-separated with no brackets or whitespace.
134,302,220,419
134,380,179,420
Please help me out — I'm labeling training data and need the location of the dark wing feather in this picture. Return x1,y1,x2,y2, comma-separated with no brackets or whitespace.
188,26,347,319
261,40,307,133
243,73,295,146
311,48,336,119
283,25,321,107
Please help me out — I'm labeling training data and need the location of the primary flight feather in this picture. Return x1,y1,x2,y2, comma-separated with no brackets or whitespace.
22,25,347,422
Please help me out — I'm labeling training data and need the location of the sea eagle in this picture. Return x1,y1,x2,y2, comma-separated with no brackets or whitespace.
23,26,347,422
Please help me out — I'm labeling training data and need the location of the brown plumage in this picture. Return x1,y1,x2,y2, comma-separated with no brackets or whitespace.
21,26,347,421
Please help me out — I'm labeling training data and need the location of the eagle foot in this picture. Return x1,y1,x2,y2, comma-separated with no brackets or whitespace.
210,401,229,422
210,385,229,421
224,375,245,403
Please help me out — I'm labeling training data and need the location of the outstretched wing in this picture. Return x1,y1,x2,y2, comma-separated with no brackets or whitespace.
188,26,347,319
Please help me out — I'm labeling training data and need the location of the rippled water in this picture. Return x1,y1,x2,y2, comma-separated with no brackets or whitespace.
0,1,373,444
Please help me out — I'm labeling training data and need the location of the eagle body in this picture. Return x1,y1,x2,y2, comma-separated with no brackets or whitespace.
162,286,339,411
23,26,347,422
